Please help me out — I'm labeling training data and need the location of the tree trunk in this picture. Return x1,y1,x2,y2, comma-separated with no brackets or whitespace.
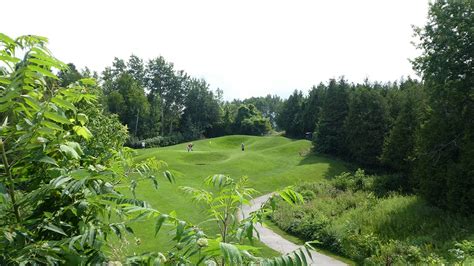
135,109,139,137
161,99,165,136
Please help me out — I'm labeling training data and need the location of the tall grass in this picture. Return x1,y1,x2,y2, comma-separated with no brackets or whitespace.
269,171,474,264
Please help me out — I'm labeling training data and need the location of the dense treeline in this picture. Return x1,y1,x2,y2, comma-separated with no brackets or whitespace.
277,0,473,214
277,77,422,166
58,57,275,147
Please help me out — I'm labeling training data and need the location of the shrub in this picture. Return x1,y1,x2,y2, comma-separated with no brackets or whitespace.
269,173,474,264
340,233,380,262
333,169,373,192
127,133,184,148
372,173,411,197
299,189,316,201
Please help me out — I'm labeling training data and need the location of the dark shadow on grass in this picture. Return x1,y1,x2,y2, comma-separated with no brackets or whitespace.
372,197,474,247
297,153,354,180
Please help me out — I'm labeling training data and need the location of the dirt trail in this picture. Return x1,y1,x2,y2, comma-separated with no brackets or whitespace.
240,193,347,266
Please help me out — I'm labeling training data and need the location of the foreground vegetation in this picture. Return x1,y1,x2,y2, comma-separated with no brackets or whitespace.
269,170,474,264
0,35,312,265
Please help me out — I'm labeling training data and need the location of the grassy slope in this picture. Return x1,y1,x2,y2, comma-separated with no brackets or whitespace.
117,135,348,258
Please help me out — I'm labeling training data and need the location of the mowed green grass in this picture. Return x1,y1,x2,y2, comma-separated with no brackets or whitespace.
117,135,348,257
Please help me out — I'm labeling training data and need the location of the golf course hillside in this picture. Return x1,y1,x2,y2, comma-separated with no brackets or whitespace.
125,135,348,255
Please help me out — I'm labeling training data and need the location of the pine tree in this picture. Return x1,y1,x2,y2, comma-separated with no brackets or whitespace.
314,79,349,156
381,84,425,172
277,90,305,137
302,84,326,134
344,87,389,167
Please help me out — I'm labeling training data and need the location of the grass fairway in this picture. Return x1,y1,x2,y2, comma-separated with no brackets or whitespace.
119,135,348,257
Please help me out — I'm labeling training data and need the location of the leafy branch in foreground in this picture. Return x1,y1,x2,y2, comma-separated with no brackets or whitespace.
169,174,312,265
0,33,173,264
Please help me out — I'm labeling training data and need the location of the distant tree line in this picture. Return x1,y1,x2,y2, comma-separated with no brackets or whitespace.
57,57,276,147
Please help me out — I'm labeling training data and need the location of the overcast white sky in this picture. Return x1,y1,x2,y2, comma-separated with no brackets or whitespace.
2,0,429,100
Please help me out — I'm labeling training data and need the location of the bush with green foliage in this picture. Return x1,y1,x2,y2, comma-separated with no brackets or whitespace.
0,34,158,264
127,133,184,149
269,170,474,264
234,104,272,135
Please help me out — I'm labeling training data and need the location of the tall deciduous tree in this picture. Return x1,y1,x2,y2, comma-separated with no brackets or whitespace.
57,63,83,87
181,78,221,139
243,94,283,129
412,0,474,213
234,104,271,135
146,57,185,136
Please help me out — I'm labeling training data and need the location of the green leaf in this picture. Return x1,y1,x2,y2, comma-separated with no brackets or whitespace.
66,141,84,155
0,55,20,63
27,65,58,79
87,226,96,246
175,220,186,241
22,95,41,111
44,224,67,236
0,102,13,113
30,48,66,69
28,58,63,69
60,144,80,159
282,255,293,266
77,113,88,126
205,174,233,187
110,224,122,239
125,226,134,234
0,33,15,45
38,156,58,166
278,187,304,205
149,175,158,189
0,77,11,85
44,111,71,125
37,127,55,135
219,242,243,265
41,120,64,131
51,97,77,112
73,125,92,140
0,90,20,103
51,176,72,187
163,170,175,183
298,249,308,266
155,214,169,236
79,78,96,86
293,251,303,266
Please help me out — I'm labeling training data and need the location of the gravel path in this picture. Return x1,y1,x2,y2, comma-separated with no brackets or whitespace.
240,193,347,266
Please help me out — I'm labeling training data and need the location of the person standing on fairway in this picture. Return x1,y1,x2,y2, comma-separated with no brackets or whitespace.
241,142,245,151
